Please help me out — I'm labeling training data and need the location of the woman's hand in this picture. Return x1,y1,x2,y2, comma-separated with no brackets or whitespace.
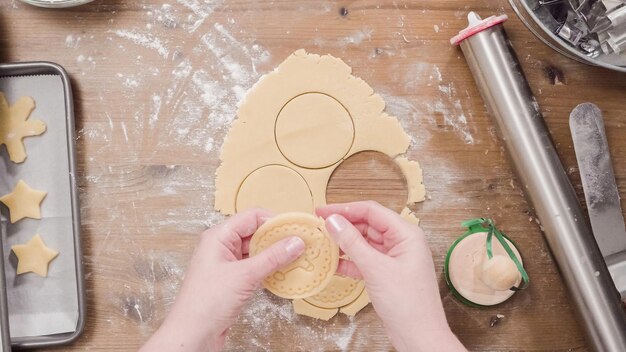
141,208,305,352
317,201,465,352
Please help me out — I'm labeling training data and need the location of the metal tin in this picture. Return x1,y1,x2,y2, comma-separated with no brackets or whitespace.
509,0,626,73
19,0,94,8
0,62,85,348
444,230,524,307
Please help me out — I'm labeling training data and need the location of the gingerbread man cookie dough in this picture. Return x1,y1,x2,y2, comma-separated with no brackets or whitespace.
0,93,46,163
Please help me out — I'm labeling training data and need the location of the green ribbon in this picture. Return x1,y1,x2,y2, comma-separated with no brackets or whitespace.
461,218,530,291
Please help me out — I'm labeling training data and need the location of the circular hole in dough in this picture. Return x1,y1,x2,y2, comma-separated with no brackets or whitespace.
236,165,314,214
446,231,523,306
275,92,355,169
249,212,340,299
326,151,408,212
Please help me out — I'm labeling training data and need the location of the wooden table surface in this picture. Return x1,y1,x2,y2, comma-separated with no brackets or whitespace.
1,0,625,351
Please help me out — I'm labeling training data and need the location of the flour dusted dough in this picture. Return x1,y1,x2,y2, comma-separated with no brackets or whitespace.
11,234,58,277
216,50,427,318
340,289,371,316
215,50,425,215
0,93,46,163
400,207,420,225
249,212,339,299
304,275,366,308
276,93,354,169
236,165,313,213
395,157,426,203
293,274,370,320
0,180,47,223
293,298,338,320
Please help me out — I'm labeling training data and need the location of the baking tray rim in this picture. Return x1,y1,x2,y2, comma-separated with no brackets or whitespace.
0,218,11,351
0,61,86,348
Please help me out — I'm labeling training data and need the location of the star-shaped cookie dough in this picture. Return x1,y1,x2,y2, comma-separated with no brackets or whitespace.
0,92,46,163
0,180,47,223
12,234,59,277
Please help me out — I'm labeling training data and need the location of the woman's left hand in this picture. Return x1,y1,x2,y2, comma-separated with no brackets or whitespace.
141,208,305,351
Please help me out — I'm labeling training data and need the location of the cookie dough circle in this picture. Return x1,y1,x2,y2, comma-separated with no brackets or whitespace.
446,231,523,306
236,165,313,213
275,93,354,169
249,212,339,299
305,275,366,309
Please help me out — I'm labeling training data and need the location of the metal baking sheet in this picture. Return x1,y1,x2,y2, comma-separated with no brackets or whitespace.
0,207,11,352
0,62,85,348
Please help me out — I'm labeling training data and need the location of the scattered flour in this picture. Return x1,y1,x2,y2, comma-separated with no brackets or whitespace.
149,95,162,127
175,0,224,32
204,137,214,152
110,29,170,59
223,291,369,351
379,93,432,149
340,28,374,45
66,4,271,341
59,1,476,348
384,63,475,145
116,73,141,89
427,65,475,144
65,34,80,48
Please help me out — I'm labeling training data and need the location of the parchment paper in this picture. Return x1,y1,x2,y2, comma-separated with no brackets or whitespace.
0,75,79,338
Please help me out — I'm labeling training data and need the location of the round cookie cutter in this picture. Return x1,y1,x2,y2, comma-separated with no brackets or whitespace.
249,212,339,299
444,218,529,307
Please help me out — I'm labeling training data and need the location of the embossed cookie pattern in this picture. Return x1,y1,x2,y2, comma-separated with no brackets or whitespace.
250,213,339,299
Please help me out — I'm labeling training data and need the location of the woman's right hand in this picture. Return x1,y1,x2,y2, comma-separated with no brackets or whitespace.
316,201,466,352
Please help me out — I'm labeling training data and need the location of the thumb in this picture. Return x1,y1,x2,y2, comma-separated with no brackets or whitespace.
245,236,305,283
325,214,381,272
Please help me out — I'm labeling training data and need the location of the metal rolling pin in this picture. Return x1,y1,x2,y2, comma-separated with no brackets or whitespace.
452,12,626,351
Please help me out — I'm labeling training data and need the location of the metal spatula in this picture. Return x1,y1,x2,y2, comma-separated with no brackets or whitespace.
570,102,626,298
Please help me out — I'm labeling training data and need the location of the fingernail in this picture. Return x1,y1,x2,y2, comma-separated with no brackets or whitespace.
285,236,305,256
327,214,347,234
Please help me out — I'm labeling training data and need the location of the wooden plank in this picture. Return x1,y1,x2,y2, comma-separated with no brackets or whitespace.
1,0,624,350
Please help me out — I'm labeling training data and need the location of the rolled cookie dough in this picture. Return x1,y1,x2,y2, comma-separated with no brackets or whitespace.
293,274,370,320
400,207,420,225
249,212,339,299
214,50,425,215
304,274,366,308
340,289,371,316
0,180,47,223
236,165,313,214
276,93,354,169
0,93,46,163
